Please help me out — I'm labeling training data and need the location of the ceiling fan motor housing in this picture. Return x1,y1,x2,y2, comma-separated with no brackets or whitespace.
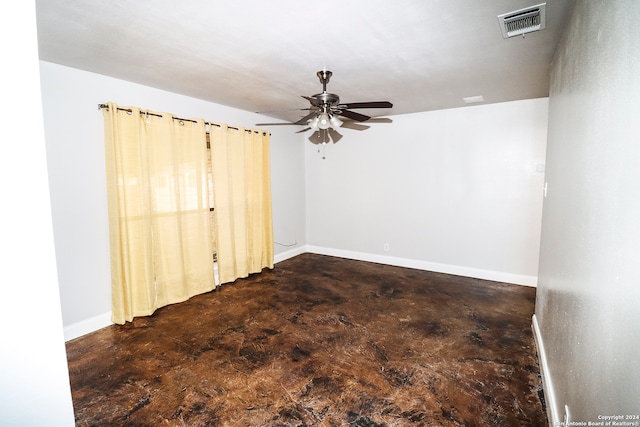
311,92,340,107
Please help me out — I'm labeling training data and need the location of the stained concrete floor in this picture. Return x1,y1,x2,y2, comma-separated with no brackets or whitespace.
66,253,547,426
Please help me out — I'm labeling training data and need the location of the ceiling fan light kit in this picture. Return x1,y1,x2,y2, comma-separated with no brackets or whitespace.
317,112,331,130
329,115,343,129
256,70,393,144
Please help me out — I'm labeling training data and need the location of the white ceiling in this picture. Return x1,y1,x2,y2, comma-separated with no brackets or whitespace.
36,0,574,124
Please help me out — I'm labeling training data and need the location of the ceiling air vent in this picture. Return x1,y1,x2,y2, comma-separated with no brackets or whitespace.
498,3,546,38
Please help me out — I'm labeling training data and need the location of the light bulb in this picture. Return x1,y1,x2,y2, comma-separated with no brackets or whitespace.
308,116,319,131
318,113,331,130
329,115,343,129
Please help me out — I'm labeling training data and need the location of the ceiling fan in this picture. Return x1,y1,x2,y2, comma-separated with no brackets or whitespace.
257,70,393,144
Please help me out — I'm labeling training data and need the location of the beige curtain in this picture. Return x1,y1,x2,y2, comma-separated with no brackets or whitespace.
210,124,274,284
103,103,214,324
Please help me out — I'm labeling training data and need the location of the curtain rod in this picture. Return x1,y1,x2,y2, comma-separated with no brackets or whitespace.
98,103,269,136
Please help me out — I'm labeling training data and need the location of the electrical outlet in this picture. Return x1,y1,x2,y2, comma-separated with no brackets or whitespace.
383,243,390,252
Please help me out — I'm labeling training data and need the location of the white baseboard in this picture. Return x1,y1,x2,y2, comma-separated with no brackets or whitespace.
64,311,112,342
306,245,537,286
64,248,307,341
274,245,307,264
532,314,558,427
64,247,537,341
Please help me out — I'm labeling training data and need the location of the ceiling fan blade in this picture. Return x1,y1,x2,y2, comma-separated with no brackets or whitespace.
337,109,371,122
294,111,318,125
302,95,322,107
296,127,311,133
308,130,322,145
255,122,302,126
328,128,343,143
319,129,331,144
308,129,332,145
337,101,393,109
366,117,393,123
256,107,313,114
340,121,371,131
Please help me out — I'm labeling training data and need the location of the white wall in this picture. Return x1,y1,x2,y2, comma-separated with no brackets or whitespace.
306,99,548,285
41,50,550,341
535,0,640,425
38,61,306,338
41,61,548,339
0,4,75,426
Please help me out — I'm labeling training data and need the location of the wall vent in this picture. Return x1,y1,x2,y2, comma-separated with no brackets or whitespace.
498,3,546,38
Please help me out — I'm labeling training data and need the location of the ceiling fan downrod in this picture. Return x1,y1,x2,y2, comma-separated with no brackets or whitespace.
317,70,332,92
312,70,340,108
